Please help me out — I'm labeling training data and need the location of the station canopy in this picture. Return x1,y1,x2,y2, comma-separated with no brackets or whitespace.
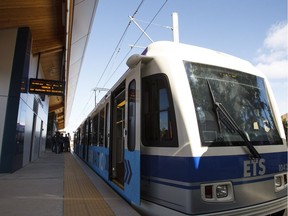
0,0,99,129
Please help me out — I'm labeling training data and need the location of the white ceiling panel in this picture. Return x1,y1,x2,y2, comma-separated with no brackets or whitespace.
70,36,87,65
72,0,97,44
65,0,99,127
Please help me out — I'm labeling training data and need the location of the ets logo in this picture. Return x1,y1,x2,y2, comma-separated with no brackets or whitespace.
243,159,266,177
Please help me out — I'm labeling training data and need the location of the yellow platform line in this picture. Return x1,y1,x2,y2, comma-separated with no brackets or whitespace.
64,153,115,216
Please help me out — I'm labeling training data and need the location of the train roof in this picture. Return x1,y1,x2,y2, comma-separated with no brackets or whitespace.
144,41,263,77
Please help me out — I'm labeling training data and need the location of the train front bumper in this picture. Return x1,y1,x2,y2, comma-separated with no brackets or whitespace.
202,196,287,216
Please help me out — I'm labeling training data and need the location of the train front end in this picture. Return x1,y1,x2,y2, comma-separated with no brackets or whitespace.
141,41,287,216
182,61,287,215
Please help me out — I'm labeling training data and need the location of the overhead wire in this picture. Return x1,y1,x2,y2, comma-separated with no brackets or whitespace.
94,0,145,89
71,0,147,129
130,0,168,51
74,0,146,120
74,0,168,127
102,0,168,88
133,18,172,30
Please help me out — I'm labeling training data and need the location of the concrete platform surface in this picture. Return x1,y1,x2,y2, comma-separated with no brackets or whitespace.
0,152,64,216
0,151,140,216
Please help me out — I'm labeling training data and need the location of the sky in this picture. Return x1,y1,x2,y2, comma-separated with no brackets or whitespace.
66,0,287,132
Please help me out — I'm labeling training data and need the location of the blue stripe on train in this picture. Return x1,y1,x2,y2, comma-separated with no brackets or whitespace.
141,152,287,183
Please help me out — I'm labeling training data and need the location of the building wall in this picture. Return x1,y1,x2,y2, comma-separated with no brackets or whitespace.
0,28,49,172
21,55,49,166
0,29,17,158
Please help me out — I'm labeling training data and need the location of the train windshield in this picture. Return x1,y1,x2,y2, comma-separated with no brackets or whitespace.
184,62,282,147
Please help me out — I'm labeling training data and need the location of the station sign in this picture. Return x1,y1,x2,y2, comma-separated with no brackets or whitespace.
29,78,65,96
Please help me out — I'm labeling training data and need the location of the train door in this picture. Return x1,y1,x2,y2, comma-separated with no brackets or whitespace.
83,119,90,162
110,82,126,187
124,62,141,205
110,62,141,205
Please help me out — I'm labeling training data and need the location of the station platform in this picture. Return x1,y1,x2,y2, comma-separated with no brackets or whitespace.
0,151,140,216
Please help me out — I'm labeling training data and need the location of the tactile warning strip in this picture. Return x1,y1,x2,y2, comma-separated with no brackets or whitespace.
64,153,115,216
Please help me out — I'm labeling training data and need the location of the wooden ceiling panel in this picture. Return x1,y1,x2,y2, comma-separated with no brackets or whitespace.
33,39,64,54
0,0,59,8
0,0,71,130
41,53,63,81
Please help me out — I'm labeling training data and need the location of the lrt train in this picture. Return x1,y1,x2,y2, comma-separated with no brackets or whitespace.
74,41,287,216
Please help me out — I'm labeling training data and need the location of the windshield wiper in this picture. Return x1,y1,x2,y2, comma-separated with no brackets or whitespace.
207,80,261,159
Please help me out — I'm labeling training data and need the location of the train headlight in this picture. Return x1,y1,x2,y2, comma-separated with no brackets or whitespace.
201,182,234,202
275,176,282,188
216,184,228,198
274,173,287,192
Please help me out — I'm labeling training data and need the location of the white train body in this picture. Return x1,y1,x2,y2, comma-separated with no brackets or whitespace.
74,41,287,215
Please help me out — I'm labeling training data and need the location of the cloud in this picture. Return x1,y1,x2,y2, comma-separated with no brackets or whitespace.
255,22,288,79
256,60,287,79
263,23,288,50
254,22,288,115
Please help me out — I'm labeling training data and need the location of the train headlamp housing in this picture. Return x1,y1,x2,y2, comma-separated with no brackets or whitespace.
275,176,282,187
274,173,288,192
201,182,234,202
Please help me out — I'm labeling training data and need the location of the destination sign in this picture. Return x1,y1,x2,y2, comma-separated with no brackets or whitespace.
29,78,65,96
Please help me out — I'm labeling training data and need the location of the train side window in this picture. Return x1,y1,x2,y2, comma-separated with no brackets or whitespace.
128,80,136,151
80,127,84,144
92,114,99,145
89,118,93,145
105,102,109,148
99,108,105,146
142,74,178,147
85,120,89,145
